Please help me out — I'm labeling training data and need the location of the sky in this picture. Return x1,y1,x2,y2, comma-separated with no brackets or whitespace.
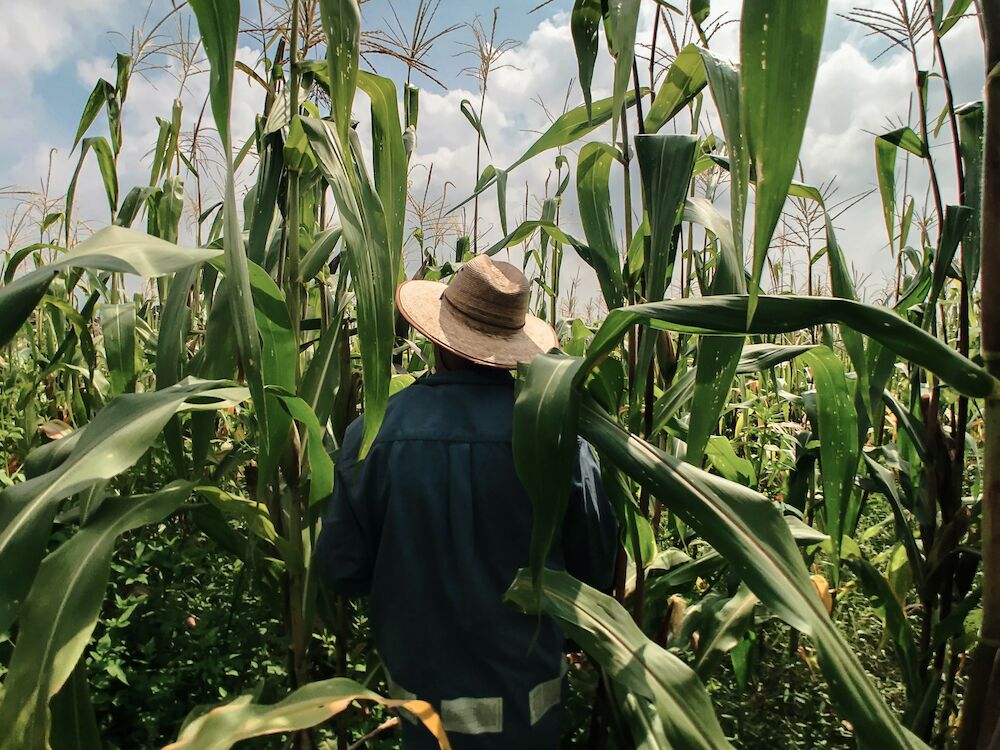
0,0,988,311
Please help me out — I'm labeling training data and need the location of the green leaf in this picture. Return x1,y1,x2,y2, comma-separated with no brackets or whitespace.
301,117,394,457
299,226,343,282
938,0,974,35
927,205,973,313
0,227,218,349
65,137,119,241
0,482,193,750
607,0,642,139
576,142,624,308
358,72,406,273
49,662,102,750
163,679,448,750
505,569,733,749
459,98,490,155
188,0,240,145
320,0,361,148
635,134,698,303
875,135,898,253
513,353,585,593
705,436,757,486
571,0,603,119
100,303,136,395
879,127,928,158
72,79,114,152
957,102,983,286
267,389,335,507
850,558,922,698
741,0,828,320
583,295,995,399
691,584,758,676
645,44,708,133
803,346,860,582
578,403,926,748
300,317,346,429
0,379,247,634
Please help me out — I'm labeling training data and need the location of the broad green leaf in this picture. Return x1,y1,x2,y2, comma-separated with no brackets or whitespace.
582,295,995,399
607,0,642,139
875,136,898,253
450,90,641,213
633,133,698,399
571,0,603,119
189,0,268,493
300,316,346,429
577,403,926,748
803,346,860,582
691,584,758,676
156,264,200,467
0,227,217,349
741,0,828,320
927,205,973,314
71,79,114,151
319,0,361,147
0,379,246,634
506,569,733,749
513,353,585,593
267,388,335,508
938,0,974,36
879,127,928,158
65,137,119,241
188,0,240,145
100,303,136,395
358,72,406,273
576,142,625,308
163,679,449,750
302,117,394,456
635,134,698,303
0,482,193,750
957,102,983,286
705,436,757,486
300,226,343,282
459,98,490,154
699,49,748,270
645,44,708,133
850,558,922,699
49,662,102,750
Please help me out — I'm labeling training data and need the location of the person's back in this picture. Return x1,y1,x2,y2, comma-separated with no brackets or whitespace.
314,256,618,748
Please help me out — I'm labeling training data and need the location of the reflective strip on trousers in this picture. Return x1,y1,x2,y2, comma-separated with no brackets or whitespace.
441,696,504,734
528,674,563,726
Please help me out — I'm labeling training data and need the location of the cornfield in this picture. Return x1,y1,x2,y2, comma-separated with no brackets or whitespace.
0,0,998,748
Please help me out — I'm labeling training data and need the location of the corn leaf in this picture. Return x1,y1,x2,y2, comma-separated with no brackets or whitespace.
583,296,995,399
0,482,194,750
506,568,733,749
163,679,450,750
741,0,828,320
571,0,603,119
576,142,624,308
319,0,361,147
645,44,708,133
803,346,860,582
578,403,926,749
0,380,247,634
302,117,394,456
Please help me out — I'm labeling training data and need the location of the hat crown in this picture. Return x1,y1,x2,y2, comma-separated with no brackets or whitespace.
442,255,529,332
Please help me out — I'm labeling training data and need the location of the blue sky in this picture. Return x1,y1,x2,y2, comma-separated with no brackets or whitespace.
0,0,988,309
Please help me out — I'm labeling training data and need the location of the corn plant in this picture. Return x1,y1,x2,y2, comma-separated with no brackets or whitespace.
0,0,997,749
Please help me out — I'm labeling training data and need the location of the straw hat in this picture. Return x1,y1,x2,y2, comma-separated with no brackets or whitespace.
396,255,558,369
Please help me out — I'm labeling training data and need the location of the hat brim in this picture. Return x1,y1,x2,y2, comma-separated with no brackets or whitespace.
396,279,558,369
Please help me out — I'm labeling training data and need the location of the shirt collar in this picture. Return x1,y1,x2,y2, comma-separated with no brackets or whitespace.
421,367,515,387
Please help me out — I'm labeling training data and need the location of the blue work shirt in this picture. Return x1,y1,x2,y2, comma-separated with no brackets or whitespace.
314,367,618,749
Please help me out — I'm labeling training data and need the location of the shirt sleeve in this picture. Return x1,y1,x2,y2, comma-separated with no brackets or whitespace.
314,423,378,598
561,440,619,593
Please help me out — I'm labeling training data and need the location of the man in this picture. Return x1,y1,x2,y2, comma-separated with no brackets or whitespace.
315,255,618,749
